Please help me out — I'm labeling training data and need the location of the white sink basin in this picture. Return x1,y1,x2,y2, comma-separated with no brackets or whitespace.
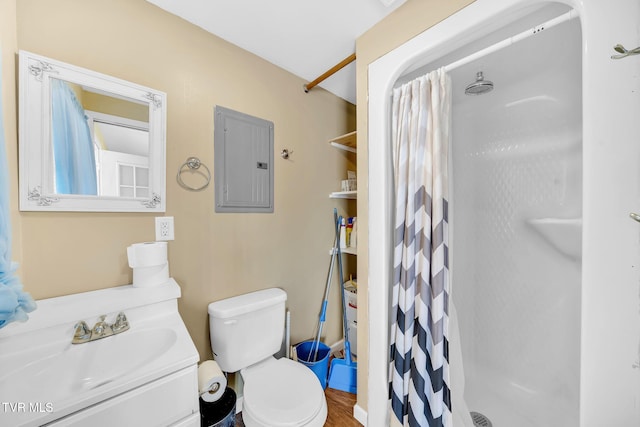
0,280,199,427
0,328,177,403
77,328,177,391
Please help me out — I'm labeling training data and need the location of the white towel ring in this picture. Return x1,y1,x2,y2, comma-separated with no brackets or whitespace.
177,157,211,191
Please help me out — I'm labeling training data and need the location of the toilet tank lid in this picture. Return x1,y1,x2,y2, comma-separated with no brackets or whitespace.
208,288,286,319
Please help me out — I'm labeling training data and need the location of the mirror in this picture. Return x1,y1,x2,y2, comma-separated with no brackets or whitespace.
18,51,166,212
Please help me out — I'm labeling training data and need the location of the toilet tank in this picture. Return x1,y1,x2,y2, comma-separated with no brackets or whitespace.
208,288,286,373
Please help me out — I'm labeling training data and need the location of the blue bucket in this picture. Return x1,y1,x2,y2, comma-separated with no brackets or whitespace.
296,341,331,389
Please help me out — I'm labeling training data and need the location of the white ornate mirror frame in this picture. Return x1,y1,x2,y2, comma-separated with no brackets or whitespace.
18,50,166,212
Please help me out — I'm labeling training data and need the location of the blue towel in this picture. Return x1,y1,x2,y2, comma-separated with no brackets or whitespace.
0,263,36,328
0,49,36,328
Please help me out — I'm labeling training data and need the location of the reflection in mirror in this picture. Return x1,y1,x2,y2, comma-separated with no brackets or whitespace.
19,51,166,212
50,79,97,195
89,111,150,198
50,78,150,197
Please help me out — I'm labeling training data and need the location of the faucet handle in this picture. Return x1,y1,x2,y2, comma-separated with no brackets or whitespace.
91,314,113,339
72,321,91,344
112,312,130,334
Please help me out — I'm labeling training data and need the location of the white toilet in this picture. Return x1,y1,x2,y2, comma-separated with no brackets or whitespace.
208,288,328,427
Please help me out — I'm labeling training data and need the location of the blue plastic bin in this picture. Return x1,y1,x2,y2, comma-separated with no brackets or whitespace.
296,341,331,389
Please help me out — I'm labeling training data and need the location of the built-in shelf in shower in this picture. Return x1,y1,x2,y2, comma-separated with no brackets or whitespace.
527,217,582,259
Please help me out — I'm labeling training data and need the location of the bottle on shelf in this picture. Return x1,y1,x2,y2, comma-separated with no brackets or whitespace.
350,217,357,249
346,218,354,247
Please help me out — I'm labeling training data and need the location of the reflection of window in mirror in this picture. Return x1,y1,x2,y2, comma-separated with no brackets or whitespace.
52,79,150,198
85,111,149,198
118,164,149,197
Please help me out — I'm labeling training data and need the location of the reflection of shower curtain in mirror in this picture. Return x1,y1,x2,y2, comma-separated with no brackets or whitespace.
51,79,97,195
0,49,36,328
389,68,452,426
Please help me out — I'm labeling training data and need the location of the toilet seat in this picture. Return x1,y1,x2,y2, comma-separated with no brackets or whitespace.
241,357,327,426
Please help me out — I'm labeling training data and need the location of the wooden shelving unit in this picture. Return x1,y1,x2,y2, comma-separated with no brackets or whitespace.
329,131,357,199
328,246,358,256
328,130,357,256
329,131,357,153
329,190,357,199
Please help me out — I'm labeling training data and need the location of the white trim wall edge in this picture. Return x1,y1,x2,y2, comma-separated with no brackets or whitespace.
353,403,367,426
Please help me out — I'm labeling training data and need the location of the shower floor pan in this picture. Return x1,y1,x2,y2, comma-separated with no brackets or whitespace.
464,368,578,427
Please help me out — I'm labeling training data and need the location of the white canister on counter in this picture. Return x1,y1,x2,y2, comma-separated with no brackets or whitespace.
127,242,169,287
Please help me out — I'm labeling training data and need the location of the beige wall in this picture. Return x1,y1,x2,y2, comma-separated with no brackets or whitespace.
355,0,475,414
82,91,149,123
14,0,355,360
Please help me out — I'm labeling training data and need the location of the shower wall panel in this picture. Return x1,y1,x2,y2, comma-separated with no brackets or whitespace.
450,17,582,427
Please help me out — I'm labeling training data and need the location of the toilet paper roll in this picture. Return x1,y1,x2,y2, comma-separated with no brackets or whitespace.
127,242,167,268
132,262,169,288
198,360,227,403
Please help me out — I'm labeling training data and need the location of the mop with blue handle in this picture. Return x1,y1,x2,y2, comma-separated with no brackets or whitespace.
328,214,357,394
307,208,340,362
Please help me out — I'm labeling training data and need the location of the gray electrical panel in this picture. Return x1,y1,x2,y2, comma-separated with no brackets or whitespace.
214,106,274,213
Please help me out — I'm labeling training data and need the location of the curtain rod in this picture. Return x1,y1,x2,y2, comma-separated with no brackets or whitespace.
304,53,356,93
443,9,578,73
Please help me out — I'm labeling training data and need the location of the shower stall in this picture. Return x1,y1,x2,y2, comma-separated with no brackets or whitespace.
451,7,582,426
368,0,640,426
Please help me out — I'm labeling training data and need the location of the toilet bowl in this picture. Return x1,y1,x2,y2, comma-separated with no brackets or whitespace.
208,288,327,427
241,357,327,426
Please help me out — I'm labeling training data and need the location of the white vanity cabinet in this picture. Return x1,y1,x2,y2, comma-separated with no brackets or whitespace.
47,366,199,427
0,279,200,427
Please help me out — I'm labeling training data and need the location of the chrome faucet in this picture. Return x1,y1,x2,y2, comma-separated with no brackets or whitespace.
91,315,113,340
72,312,130,344
112,312,130,334
72,321,92,344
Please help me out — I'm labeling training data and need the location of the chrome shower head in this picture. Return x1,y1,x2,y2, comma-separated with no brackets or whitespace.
465,72,494,95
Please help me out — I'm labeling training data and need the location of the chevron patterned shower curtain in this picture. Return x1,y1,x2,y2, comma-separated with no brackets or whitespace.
389,68,452,427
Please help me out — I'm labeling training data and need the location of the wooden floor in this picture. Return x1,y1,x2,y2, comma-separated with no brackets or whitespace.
234,386,359,426
324,387,360,426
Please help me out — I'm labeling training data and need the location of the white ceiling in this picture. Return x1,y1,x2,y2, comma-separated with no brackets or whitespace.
145,0,407,104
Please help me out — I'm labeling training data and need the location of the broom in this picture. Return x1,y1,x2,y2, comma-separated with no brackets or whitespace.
327,215,357,394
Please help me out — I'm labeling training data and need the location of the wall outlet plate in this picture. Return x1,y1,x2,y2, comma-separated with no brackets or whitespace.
155,216,174,241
